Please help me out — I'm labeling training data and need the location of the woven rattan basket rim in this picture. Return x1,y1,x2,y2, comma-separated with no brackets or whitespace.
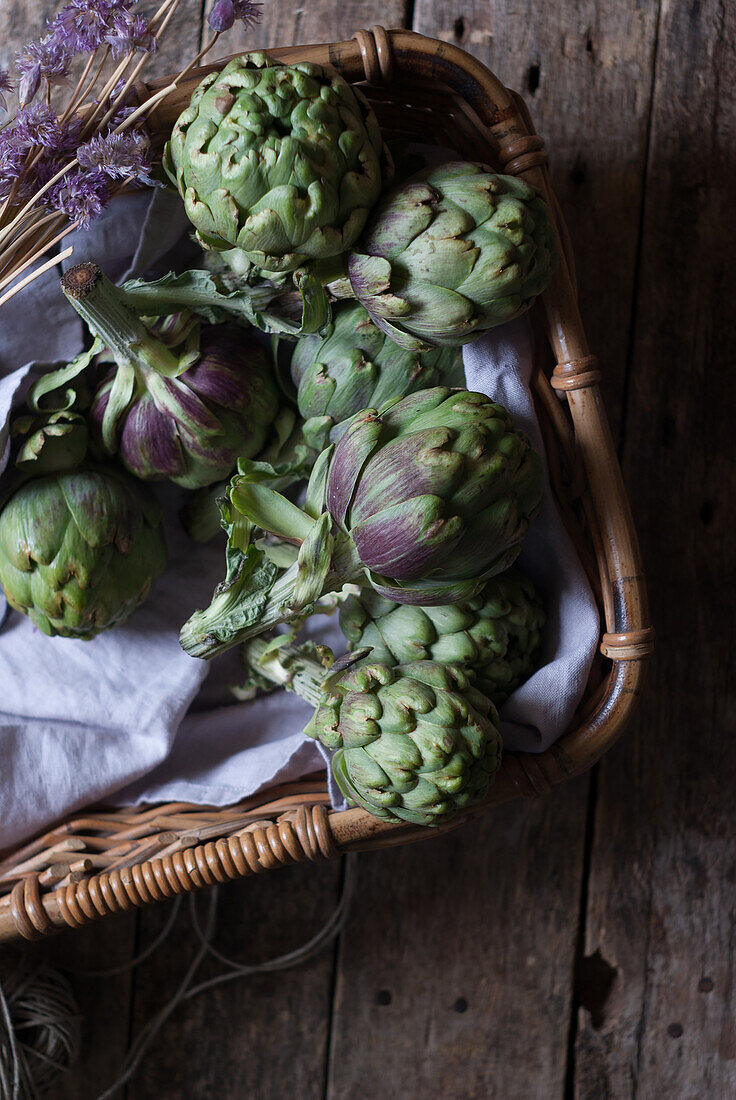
0,27,652,943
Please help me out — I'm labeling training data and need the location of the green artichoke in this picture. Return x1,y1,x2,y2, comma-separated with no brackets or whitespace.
347,161,557,350
0,468,166,638
245,640,502,826
164,52,388,273
180,387,543,659
290,301,465,451
340,566,546,706
321,662,501,824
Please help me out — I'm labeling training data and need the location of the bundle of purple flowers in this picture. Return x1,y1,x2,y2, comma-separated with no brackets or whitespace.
0,0,262,304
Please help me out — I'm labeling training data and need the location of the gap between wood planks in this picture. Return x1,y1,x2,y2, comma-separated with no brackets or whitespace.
562,1,664,1092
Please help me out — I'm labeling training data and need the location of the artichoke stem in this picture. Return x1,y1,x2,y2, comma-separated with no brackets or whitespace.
236,535,362,644
60,262,180,375
246,638,327,707
179,529,363,659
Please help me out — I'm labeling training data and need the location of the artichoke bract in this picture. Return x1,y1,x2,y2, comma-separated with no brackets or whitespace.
61,263,279,490
179,386,543,659
290,301,465,451
163,52,387,273
245,640,502,826
0,468,166,639
347,162,557,350
340,566,546,706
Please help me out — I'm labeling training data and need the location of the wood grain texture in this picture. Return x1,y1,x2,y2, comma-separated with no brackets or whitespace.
126,861,342,1100
327,782,588,1100
413,0,660,433
38,914,138,1100
202,0,411,57
573,0,736,1095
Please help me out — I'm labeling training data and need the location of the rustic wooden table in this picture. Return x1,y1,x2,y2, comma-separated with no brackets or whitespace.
1,2,733,1097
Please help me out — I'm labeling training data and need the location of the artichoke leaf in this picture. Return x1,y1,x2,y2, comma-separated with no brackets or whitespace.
100,363,136,454
27,342,102,415
180,539,279,660
229,480,315,542
303,444,333,519
292,512,333,612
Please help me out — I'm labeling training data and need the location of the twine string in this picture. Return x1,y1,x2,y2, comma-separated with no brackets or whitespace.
0,956,81,1100
92,856,355,1100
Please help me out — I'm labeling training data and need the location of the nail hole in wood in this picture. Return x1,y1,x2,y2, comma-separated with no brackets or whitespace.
667,1023,683,1039
662,413,676,447
571,159,586,187
453,17,465,42
453,997,468,1013
575,949,617,1030
375,989,392,1005
699,977,714,993
527,63,541,94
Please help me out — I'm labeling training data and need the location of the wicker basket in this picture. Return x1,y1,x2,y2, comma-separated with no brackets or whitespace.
0,27,653,945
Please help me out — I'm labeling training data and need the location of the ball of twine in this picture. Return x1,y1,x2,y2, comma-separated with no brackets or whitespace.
0,951,80,1100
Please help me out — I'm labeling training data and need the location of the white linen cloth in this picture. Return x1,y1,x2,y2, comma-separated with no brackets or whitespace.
0,191,599,849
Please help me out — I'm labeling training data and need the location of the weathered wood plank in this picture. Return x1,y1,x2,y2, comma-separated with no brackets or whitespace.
37,913,138,1100
327,782,589,1100
574,0,736,1095
413,0,661,433
127,861,342,1099
202,0,411,56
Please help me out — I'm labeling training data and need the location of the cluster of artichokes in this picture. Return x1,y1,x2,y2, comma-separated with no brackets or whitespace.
0,51,556,825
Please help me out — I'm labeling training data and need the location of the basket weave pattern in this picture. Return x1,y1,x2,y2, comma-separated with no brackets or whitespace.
0,27,652,944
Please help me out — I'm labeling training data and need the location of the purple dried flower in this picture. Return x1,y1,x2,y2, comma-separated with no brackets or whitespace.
39,164,110,229
234,0,263,29
208,0,236,32
208,0,262,33
0,132,28,201
105,11,157,60
0,69,13,113
77,129,154,185
53,115,85,157
47,0,120,56
11,104,64,150
15,36,71,105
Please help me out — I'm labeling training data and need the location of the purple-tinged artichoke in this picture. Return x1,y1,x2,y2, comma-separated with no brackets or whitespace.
324,387,542,603
60,262,279,490
0,466,166,638
180,387,542,658
347,162,556,350
90,323,277,489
